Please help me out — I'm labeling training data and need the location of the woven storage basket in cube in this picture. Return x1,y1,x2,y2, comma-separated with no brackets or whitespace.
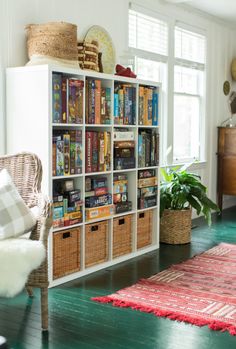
113,214,132,258
160,209,191,244
85,220,108,268
137,210,153,249
53,227,81,279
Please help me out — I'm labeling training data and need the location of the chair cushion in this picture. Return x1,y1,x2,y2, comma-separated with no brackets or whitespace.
0,169,37,240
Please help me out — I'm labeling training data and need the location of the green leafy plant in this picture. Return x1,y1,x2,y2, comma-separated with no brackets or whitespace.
160,164,219,226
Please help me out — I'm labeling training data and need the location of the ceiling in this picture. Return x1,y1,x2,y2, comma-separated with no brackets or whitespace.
166,0,236,23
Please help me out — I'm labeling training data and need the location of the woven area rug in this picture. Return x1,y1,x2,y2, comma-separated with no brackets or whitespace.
93,243,236,335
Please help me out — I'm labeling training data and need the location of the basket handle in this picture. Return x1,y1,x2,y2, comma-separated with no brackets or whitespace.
139,212,145,219
118,218,125,225
62,231,71,239
91,225,98,232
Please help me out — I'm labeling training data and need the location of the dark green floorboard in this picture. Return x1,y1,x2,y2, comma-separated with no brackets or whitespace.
1,207,236,348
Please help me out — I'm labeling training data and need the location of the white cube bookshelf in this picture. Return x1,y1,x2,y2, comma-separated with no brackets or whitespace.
6,64,161,287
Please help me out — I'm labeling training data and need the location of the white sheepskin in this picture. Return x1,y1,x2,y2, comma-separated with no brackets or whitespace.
0,238,45,297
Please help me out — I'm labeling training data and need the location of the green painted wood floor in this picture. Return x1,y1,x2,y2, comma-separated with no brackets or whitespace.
1,207,236,349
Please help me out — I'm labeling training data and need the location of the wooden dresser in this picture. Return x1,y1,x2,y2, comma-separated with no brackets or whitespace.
217,126,236,211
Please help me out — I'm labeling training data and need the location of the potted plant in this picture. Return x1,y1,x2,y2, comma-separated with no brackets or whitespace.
160,164,219,244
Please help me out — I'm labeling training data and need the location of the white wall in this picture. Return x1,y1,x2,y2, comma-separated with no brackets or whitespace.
1,0,236,208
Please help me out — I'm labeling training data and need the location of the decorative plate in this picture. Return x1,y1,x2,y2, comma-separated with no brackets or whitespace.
84,25,116,74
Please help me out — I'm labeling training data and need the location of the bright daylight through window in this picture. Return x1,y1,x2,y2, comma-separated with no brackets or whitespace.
128,7,206,165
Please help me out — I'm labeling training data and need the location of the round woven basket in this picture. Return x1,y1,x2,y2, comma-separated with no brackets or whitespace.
160,208,192,244
25,22,78,61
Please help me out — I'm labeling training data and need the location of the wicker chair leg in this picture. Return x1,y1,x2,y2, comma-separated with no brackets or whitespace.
41,287,48,331
26,286,34,298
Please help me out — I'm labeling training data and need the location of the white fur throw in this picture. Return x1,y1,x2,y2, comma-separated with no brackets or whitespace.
0,238,45,297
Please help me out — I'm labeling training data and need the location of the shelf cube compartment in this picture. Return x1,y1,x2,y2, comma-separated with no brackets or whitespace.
137,210,153,249
113,214,133,258
85,220,109,267
53,227,81,279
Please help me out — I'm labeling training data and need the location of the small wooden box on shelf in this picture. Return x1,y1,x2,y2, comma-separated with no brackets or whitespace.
6,64,161,287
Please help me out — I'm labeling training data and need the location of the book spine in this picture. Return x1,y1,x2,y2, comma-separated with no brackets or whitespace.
61,77,67,123
56,140,64,176
85,131,93,173
75,130,82,174
118,88,124,124
139,86,144,125
114,92,119,124
52,73,62,123
92,131,98,172
147,88,153,126
152,92,158,126
95,79,101,124
98,132,105,172
63,133,70,175
69,130,76,175
113,131,134,141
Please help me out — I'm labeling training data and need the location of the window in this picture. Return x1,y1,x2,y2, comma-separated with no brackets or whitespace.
128,6,206,165
173,27,206,163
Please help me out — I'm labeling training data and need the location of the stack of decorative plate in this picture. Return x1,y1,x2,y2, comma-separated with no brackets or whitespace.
78,40,99,72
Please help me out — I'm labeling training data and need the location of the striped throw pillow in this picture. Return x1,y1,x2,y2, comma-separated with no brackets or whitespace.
0,169,37,240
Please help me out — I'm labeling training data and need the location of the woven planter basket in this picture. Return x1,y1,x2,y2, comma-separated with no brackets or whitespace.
160,208,192,244
26,22,78,60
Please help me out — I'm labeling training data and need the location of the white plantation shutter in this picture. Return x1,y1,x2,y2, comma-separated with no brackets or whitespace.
175,26,206,64
129,10,168,56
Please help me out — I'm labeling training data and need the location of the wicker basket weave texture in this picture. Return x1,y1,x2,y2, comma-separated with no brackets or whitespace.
160,209,192,244
53,227,81,279
26,22,78,60
85,221,108,268
137,210,153,249
113,215,132,258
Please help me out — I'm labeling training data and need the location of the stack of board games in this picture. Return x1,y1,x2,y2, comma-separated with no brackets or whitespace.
85,131,111,173
138,129,159,168
113,174,132,214
85,177,113,220
113,130,135,170
138,86,158,126
86,79,111,124
114,83,136,125
138,169,158,209
53,129,82,176
53,179,83,228
52,73,84,124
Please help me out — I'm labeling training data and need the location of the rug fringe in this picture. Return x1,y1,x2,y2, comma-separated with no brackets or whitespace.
92,296,236,336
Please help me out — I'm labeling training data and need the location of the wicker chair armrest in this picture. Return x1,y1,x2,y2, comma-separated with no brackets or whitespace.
30,194,52,246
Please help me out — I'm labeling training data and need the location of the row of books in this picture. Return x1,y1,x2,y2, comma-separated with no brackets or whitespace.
114,130,135,170
85,131,111,173
138,169,158,209
114,83,136,125
85,177,113,220
138,86,158,126
52,73,84,124
138,130,159,168
86,79,111,124
53,180,83,228
113,174,132,214
52,74,158,126
53,130,82,177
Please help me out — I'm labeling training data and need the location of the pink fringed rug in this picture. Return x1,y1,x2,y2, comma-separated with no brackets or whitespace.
93,243,236,335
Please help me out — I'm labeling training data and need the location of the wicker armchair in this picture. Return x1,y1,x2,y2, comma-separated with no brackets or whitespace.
0,152,52,330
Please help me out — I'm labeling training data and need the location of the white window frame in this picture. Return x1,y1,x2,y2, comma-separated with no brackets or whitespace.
173,23,206,164
128,4,207,167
